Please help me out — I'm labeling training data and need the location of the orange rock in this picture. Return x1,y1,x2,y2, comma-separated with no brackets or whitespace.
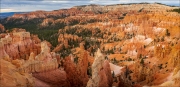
0,24,5,33
87,49,113,87
33,69,70,87
64,48,89,87
0,58,34,87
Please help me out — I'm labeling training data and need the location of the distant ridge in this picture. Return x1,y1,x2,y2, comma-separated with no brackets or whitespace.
0,12,29,19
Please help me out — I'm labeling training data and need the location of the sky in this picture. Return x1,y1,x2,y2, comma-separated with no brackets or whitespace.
0,0,180,13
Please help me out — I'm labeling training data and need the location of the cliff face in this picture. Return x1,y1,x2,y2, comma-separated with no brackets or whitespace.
7,8,86,20
0,29,41,60
0,29,61,87
16,41,59,73
87,49,113,87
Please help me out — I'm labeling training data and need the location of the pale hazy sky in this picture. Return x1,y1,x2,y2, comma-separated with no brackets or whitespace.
0,0,179,13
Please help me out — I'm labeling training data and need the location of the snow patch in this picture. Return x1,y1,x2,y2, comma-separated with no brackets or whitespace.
101,22,111,25
144,38,153,45
110,63,123,76
127,49,137,56
135,35,145,40
131,35,153,45
148,46,154,51
153,27,165,33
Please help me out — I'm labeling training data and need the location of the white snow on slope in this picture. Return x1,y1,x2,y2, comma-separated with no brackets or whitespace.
110,63,123,76
144,38,153,45
127,49,137,56
153,27,165,33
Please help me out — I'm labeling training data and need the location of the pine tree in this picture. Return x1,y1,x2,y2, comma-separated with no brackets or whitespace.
112,71,115,78
166,29,170,36
140,58,144,65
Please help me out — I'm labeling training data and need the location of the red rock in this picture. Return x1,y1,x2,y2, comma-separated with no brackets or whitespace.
63,48,89,87
33,69,70,87
103,60,113,87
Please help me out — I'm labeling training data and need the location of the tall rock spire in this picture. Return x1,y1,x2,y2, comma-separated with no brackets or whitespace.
87,48,113,87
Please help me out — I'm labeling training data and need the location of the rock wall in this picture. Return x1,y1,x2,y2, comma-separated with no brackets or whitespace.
0,30,60,87
13,41,59,73
0,30,41,60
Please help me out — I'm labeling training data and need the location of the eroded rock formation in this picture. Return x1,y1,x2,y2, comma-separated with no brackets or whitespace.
33,69,70,87
87,49,113,87
0,29,41,60
0,3,179,87
0,29,61,87
63,47,89,87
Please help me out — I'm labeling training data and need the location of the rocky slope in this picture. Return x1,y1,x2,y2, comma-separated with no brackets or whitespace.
0,58,34,87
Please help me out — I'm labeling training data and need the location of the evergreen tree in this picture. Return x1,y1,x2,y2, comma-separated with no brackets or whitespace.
105,56,108,60
125,66,129,78
112,71,115,78
87,67,92,76
74,56,79,64
140,58,144,65
166,29,170,36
